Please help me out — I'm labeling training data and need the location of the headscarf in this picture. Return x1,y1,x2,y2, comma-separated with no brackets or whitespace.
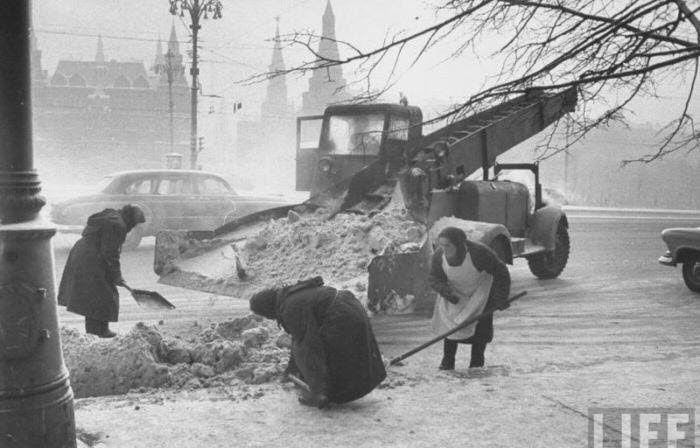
121,204,146,232
249,287,280,320
437,226,467,266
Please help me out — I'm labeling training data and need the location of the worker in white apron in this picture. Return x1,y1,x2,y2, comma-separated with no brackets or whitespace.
429,226,511,370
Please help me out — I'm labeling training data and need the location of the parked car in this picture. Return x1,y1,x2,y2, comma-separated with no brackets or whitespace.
49,169,295,249
658,226,700,292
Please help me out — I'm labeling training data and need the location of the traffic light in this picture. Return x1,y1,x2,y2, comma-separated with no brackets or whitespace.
198,136,205,152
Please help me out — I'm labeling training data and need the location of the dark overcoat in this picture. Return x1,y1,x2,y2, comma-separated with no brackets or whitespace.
57,209,127,322
428,239,511,344
277,285,386,404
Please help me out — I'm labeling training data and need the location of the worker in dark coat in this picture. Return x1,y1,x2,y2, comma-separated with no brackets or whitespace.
429,226,510,370
249,277,386,408
57,205,146,338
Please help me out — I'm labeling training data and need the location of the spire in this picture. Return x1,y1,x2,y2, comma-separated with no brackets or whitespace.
269,16,285,73
168,23,180,56
96,34,105,63
322,0,336,41
301,0,349,115
154,37,164,72
261,17,293,121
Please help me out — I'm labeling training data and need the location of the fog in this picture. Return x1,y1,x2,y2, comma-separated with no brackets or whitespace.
30,0,700,209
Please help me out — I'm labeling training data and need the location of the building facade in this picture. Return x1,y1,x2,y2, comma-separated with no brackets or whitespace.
31,25,191,193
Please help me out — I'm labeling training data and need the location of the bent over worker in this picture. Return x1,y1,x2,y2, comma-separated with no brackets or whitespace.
58,204,146,338
429,226,510,370
249,277,386,408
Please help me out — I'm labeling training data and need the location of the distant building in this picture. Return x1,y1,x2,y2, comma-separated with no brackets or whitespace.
235,1,352,192
300,0,351,115
31,24,191,190
235,19,297,192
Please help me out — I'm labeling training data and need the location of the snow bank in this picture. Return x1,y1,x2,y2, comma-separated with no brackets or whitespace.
61,315,290,398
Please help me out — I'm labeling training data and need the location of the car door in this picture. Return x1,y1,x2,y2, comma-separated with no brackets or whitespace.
193,175,237,228
153,174,189,230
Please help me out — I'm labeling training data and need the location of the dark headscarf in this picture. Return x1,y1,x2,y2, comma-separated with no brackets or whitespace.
249,287,280,320
121,204,146,233
438,226,467,266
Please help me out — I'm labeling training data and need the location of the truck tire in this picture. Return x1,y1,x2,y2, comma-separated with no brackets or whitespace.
682,254,700,292
122,224,144,251
489,238,508,263
527,221,570,279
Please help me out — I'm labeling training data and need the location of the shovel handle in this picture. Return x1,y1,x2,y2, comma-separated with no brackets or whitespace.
287,373,311,393
388,291,527,366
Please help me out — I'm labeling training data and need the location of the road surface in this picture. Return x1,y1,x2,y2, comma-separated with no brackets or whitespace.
52,212,700,448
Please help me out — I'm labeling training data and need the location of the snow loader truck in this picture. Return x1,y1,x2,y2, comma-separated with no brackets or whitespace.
153,87,577,311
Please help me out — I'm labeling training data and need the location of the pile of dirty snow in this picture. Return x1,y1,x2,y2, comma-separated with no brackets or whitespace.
236,209,425,305
61,315,291,398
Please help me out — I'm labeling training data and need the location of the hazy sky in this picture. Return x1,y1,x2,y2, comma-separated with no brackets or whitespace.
33,0,696,125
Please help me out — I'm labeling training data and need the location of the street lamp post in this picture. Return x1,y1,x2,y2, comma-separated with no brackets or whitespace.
0,1,76,446
169,0,222,170
157,49,182,156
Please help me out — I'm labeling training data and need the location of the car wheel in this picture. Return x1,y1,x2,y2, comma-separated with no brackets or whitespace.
122,224,144,251
528,221,570,279
682,254,700,293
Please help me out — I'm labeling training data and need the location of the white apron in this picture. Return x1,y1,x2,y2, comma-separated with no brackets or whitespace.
431,251,494,340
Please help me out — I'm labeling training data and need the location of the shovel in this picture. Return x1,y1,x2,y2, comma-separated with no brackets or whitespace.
388,291,527,366
122,284,176,310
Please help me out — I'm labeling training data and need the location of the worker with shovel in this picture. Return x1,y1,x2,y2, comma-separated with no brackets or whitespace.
58,204,146,338
429,226,511,370
249,276,386,409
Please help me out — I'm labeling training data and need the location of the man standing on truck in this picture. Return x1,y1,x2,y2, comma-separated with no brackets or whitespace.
58,205,146,338
249,276,386,408
429,227,511,370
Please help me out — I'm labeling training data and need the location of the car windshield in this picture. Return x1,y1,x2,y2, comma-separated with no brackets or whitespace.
326,113,385,155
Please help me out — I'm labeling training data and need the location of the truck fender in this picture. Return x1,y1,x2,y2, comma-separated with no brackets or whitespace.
528,205,568,251
428,216,513,262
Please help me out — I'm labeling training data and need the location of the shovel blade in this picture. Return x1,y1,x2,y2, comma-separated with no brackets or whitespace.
131,289,176,310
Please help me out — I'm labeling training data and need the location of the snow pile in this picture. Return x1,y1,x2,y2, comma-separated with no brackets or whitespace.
238,209,426,303
61,315,291,398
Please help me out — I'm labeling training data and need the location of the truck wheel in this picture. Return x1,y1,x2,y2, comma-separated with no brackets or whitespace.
122,224,144,251
489,238,508,263
682,254,700,292
527,221,570,279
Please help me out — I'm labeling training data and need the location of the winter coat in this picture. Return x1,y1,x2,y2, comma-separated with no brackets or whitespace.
57,208,127,322
277,284,386,404
428,239,510,344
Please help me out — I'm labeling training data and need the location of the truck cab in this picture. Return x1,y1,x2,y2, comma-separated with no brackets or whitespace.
296,103,422,195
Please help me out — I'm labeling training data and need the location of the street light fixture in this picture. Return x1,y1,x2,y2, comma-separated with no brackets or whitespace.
168,0,222,169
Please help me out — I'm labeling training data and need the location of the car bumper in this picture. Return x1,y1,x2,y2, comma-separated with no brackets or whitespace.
658,253,675,266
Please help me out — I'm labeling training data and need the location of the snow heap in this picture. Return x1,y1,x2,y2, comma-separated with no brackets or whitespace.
60,315,291,398
237,209,426,304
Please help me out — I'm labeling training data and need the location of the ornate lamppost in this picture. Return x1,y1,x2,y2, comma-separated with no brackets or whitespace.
156,49,184,156
169,0,223,170
0,1,76,446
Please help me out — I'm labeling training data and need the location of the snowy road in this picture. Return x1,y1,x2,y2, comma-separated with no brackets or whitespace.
52,212,700,447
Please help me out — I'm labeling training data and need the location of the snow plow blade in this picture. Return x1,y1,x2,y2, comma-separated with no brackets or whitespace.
366,241,435,315
154,203,307,297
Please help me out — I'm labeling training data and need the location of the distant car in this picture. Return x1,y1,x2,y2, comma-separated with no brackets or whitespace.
49,169,294,249
658,227,700,292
